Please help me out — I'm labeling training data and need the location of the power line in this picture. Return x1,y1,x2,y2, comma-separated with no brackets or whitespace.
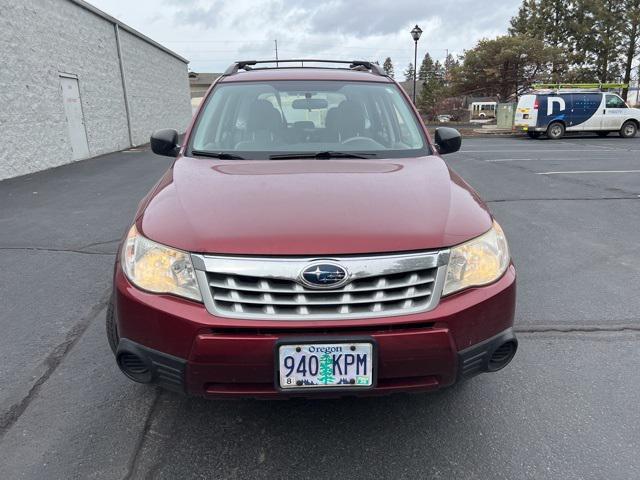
160,39,452,53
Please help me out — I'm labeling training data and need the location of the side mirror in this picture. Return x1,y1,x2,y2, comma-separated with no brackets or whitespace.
434,127,461,155
150,129,180,157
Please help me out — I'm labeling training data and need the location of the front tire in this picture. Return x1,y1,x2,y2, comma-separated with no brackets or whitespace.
547,121,565,140
527,131,541,139
620,121,637,138
106,295,119,355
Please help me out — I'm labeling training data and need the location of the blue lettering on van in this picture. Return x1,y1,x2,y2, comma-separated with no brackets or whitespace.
547,96,565,115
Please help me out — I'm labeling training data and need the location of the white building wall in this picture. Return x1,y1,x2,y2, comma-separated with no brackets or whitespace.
119,30,192,147
0,0,190,180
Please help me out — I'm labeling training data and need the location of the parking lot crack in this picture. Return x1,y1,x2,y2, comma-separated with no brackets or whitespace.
0,292,111,438
0,246,115,256
486,196,638,203
515,324,640,334
75,238,121,250
123,389,162,480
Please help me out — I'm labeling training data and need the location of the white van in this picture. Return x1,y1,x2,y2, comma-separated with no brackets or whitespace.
514,91,640,139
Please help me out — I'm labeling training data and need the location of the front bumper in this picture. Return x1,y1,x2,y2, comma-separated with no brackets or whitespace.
113,264,516,398
515,125,544,132
116,327,517,397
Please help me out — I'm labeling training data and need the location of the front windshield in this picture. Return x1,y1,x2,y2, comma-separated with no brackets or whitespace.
189,80,430,158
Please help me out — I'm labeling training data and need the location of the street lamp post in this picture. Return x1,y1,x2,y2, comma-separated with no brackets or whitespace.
410,25,422,104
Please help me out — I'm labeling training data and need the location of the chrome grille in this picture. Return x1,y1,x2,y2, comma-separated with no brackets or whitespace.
192,251,449,320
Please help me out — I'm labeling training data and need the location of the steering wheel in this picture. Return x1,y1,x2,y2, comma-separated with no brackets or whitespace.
340,137,384,148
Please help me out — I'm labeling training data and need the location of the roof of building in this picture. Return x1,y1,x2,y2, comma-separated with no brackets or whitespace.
189,73,222,85
69,0,188,64
467,96,499,103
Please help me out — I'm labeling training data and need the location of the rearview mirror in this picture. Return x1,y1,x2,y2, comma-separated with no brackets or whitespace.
292,98,329,110
434,127,461,155
150,129,180,157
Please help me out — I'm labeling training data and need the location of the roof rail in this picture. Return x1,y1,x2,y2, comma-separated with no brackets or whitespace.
532,83,628,91
223,59,387,76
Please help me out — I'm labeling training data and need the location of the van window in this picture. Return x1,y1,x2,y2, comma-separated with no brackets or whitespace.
605,95,627,109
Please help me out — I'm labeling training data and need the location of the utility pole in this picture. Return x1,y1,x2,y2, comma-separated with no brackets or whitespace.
636,66,640,106
274,39,279,66
444,48,449,82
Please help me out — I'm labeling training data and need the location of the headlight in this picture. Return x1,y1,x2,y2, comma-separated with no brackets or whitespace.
121,225,202,301
443,221,510,296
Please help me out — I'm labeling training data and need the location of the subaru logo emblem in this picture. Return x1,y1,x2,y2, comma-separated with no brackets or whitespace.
299,261,349,289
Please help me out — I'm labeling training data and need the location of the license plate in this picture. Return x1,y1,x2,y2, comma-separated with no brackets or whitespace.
277,342,374,389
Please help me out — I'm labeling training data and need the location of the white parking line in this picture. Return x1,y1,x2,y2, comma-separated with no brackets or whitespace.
485,158,533,162
537,170,640,175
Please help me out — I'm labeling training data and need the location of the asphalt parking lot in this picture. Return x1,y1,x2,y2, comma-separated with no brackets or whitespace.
1,134,639,479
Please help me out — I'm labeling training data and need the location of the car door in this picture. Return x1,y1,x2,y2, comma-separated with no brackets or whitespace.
601,94,628,130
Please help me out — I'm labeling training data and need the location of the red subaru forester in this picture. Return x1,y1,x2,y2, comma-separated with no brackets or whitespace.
107,60,517,398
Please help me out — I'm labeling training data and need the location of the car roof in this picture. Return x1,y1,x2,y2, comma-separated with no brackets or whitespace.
218,67,392,83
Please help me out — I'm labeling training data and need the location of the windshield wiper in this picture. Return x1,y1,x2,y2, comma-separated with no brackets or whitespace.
191,150,245,160
269,151,376,160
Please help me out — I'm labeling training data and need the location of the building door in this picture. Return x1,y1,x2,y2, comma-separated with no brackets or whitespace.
59,75,89,160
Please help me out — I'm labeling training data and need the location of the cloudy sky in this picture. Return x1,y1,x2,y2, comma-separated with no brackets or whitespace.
90,0,521,75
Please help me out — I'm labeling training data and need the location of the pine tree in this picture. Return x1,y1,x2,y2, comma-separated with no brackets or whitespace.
587,0,625,82
443,53,459,83
509,0,633,83
418,53,435,81
383,57,395,78
620,0,640,99
417,59,447,113
449,35,555,100
510,0,572,82
434,60,444,80
403,63,415,82
318,353,335,385
509,0,539,36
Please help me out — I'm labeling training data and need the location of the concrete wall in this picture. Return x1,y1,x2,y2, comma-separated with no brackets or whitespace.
0,0,190,180
118,29,192,147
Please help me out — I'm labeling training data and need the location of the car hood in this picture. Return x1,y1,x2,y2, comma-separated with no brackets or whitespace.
137,156,492,255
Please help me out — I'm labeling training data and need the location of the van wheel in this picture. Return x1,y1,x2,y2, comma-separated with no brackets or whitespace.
527,131,541,139
596,131,609,137
620,121,637,138
547,122,565,140
106,294,119,355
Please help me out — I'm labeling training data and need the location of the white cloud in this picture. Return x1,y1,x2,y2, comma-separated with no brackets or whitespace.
88,0,521,74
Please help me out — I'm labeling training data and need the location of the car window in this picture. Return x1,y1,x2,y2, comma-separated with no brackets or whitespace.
189,80,429,158
606,95,627,109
